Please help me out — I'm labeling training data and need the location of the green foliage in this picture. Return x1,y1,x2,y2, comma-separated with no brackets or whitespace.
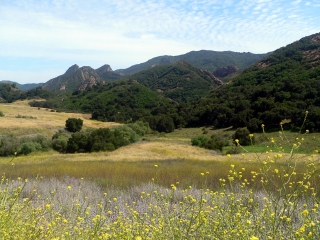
65,118,83,132
233,127,252,146
191,134,229,152
0,134,50,156
0,83,23,103
183,32,320,131
18,142,42,155
0,110,4,117
191,136,209,147
203,135,229,151
63,121,151,154
0,134,20,156
52,131,70,153
226,146,242,154
129,61,219,103
118,50,267,76
24,86,55,99
156,116,175,133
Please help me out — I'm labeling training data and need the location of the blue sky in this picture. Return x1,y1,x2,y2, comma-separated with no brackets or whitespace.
1,0,320,84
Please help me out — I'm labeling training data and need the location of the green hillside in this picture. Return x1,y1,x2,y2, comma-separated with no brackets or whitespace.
115,50,268,76
183,32,320,132
0,83,23,103
0,80,43,91
30,80,184,132
128,60,223,103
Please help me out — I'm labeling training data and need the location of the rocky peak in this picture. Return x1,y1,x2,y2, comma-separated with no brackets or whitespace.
96,64,113,74
65,64,80,75
213,65,239,78
200,70,224,87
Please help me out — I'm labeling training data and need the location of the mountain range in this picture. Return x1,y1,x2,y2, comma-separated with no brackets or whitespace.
40,50,268,92
184,32,320,131
2,32,320,133
0,80,43,91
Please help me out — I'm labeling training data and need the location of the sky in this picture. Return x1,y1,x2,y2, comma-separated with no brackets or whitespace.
0,0,320,84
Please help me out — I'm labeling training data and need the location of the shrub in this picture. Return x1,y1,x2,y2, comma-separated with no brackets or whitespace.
0,134,19,156
18,142,42,155
156,116,175,133
203,135,228,152
65,118,83,132
192,134,229,152
191,136,209,147
127,121,150,136
66,131,91,153
226,146,242,154
233,127,253,146
52,131,70,153
52,135,68,153
0,110,4,117
20,134,51,148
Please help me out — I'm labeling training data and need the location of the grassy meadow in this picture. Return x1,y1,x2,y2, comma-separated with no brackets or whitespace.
0,100,320,239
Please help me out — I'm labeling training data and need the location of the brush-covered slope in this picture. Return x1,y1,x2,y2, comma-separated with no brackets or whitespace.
0,80,43,91
56,80,183,130
115,50,267,76
0,83,24,103
96,64,123,82
185,32,320,131
128,60,224,103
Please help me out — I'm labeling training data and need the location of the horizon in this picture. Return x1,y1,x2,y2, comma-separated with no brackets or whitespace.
1,0,320,84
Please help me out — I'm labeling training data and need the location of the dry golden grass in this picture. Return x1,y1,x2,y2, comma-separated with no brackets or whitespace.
0,100,120,136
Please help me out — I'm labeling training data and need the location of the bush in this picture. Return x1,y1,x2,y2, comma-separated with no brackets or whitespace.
233,127,253,146
20,134,51,148
191,136,209,147
203,135,228,152
156,116,175,133
18,142,42,155
192,134,229,152
0,110,4,117
226,146,242,154
127,121,150,136
66,131,91,153
0,134,19,156
65,118,83,132
52,135,69,153
63,122,149,154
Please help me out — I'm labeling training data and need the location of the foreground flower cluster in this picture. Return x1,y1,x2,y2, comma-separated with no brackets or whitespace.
1,120,319,239
0,158,319,240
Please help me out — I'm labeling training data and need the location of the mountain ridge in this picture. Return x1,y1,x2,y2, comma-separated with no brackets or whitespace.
40,50,268,92
183,32,320,131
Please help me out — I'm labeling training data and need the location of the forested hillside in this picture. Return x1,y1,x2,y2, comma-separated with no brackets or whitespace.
183,32,320,132
30,80,185,132
0,83,23,103
115,50,267,76
0,80,43,91
128,60,223,103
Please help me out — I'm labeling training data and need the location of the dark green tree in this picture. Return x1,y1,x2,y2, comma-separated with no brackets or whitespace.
65,118,83,132
233,127,253,146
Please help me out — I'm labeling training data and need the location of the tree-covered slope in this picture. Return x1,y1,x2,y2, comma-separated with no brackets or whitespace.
0,83,24,103
33,80,184,132
95,64,123,82
184,32,320,131
0,80,43,91
115,50,268,76
128,60,223,103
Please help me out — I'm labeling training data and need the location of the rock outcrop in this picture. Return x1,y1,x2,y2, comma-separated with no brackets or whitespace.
212,65,239,78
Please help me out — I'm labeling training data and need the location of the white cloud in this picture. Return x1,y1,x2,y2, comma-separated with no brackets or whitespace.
0,0,319,83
